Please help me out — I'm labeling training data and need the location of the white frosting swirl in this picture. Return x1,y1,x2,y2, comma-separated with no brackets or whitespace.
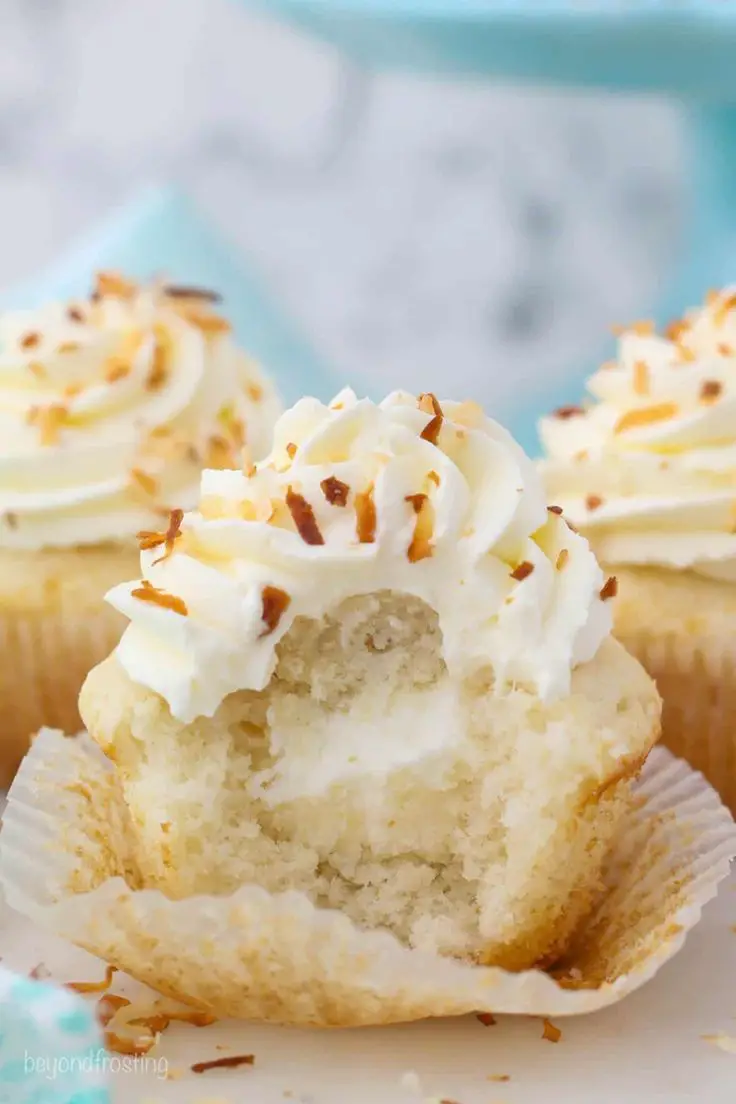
540,289,736,581
0,274,279,550
108,388,613,723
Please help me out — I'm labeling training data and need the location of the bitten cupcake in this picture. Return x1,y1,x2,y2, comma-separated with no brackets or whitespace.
540,288,736,812
77,388,660,1000
0,270,279,785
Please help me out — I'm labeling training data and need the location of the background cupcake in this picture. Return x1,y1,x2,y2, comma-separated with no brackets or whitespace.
0,270,279,785
540,288,736,811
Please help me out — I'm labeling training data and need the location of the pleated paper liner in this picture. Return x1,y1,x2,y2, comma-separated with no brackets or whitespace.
1,730,735,1027
619,625,736,818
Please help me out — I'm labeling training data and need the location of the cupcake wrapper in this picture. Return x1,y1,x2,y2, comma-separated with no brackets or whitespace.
0,605,125,788
1,730,735,1027
621,627,736,816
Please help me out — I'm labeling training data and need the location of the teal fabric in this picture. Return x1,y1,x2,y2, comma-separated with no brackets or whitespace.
0,968,109,1104
250,0,736,92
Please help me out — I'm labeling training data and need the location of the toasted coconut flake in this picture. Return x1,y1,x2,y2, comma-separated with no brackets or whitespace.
206,434,237,469
26,402,69,445
476,1012,496,1027
700,379,723,403
96,994,131,1027
612,319,653,336
553,404,584,420
547,504,563,515
556,548,569,571
67,306,85,323
664,318,688,341
131,579,188,616
20,331,40,350
57,341,79,355
130,468,159,497
105,359,130,384
420,413,443,446
145,335,168,391
242,448,257,478
164,284,222,303
94,271,137,300
173,302,231,334
418,392,444,445
355,484,377,544
321,476,350,507
4,512,17,530
632,360,649,396
63,383,83,400
405,492,428,514
418,392,442,417
488,1075,510,1082
260,585,291,636
510,560,534,582
713,292,736,326
286,442,297,459
428,470,440,486
138,508,184,564
542,1019,562,1043
718,342,734,357
67,964,116,994
675,342,696,363
286,487,324,546
27,361,46,380
407,495,434,563
585,494,604,512
247,381,263,402
192,1054,255,1075
614,402,678,434
105,1032,157,1057
600,576,618,601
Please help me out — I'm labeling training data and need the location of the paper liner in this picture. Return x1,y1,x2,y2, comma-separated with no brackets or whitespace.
0,546,136,788
620,626,736,818
1,730,735,1027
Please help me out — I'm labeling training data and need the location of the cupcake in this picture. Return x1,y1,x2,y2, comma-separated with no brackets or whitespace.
76,387,660,994
0,270,279,785
539,289,736,811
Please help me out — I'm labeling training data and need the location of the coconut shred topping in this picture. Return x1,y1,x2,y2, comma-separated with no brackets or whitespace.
540,289,736,580
108,389,615,722
0,272,279,549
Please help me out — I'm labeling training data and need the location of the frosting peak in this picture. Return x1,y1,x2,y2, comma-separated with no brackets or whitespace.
108,388,613,722
0,273,279,550
539,288,736,580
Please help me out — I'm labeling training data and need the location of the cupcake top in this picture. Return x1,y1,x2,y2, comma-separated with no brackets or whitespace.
0,271,279,550
108,388,615,722
540,288,736,581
